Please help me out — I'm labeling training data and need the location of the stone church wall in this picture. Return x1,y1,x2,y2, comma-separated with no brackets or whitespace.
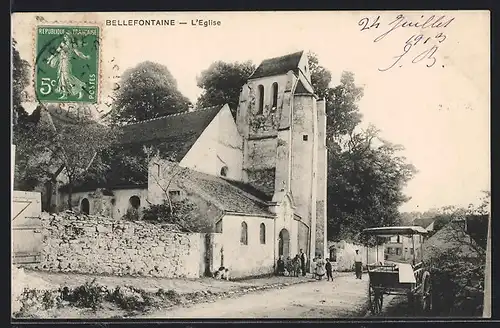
32,212,210,278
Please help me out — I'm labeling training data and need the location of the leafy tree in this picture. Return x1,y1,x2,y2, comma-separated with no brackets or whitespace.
327,126,417,242
12,39,31,133
15,105,119,210
54,116,119,209
308,52,363,148
108,61,191,125
196,60,255,116
13,106,66,201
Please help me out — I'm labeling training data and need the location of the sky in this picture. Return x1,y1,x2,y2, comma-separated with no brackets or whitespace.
12,11,490,212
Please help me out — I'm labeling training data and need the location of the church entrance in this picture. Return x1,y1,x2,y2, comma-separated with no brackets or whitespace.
278,228,290,258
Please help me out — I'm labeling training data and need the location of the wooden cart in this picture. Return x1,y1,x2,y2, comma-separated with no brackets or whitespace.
362,226,433,315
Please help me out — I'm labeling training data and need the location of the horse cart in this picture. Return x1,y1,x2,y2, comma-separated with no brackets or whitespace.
362,226,433,315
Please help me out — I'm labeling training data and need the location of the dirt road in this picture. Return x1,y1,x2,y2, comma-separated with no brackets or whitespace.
140,273,370,318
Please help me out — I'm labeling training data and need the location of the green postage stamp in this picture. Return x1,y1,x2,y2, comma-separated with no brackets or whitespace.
35,25,100,103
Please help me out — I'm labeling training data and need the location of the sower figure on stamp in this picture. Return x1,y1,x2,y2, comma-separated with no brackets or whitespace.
46,32,91,100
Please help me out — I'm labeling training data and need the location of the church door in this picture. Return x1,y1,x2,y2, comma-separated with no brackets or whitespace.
278,228,290,258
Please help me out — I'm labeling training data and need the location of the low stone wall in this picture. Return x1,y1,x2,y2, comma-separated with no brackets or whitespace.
34,212,205,278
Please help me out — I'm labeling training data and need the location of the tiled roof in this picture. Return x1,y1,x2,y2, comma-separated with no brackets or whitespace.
119,105,222,162
249,51,304,79
179,169,273,217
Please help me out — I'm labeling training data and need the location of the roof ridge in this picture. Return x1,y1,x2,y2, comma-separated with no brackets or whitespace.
123,105,221,127
261,50,304,62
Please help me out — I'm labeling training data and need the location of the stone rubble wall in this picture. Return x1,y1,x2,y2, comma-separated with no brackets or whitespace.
34,212,205,279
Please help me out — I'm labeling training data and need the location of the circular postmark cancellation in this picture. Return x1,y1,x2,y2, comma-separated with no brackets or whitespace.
34,24,106,125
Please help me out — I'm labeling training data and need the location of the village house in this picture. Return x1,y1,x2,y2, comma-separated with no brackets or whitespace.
45,50,328,278
384,233,424,263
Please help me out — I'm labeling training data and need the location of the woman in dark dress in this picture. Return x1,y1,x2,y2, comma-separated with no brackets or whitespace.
276,255,285,276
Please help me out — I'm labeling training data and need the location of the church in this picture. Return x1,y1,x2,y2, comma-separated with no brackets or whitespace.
52,50,328,278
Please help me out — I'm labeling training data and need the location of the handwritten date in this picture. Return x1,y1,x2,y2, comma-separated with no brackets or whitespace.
358,14,454,71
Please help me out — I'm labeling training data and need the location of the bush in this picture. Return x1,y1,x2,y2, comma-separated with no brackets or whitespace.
427,250,485,316
62,278,108,309
15,288,64,316
156,288,181,304
14,279,188,317
142,199,208,232
106,286,154,312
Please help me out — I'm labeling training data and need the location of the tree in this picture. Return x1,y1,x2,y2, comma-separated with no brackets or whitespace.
308,53,363,148
12,39,31,132
196,60,255,116
55,117,118,209
327,126,417,242
17,105,120,210
108,61,191,125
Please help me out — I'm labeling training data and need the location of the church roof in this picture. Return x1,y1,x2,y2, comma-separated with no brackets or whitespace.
249,51,304,79
179,168,273,217
119,105,222,162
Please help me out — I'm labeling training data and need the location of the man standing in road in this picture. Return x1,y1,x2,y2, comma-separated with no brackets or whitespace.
299,249,307,276
354,249,363,279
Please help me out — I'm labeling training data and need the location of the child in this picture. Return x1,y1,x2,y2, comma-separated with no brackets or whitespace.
325,258,333,281
315,255,326,280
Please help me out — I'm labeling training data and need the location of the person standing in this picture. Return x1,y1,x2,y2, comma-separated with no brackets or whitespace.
325,258,333,281
315,255,326,280
276,256,285,276
354,249,363,279
299,249,307,276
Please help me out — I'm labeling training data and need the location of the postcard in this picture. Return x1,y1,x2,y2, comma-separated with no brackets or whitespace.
11,11,490,319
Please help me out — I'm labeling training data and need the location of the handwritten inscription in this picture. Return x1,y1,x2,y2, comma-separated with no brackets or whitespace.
358,14,455,71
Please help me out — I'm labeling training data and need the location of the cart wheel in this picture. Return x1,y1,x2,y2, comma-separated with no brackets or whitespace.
421,271,432,313
369,285,383,315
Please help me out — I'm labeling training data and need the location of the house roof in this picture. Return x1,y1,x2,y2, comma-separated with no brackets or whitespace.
119,105,222,162
413,217,435,229
422,221,481,260
249,51,304,79
178,168,273,217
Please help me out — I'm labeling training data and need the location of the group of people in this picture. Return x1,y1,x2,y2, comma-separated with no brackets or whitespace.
276,249,365,281
276,249,308,277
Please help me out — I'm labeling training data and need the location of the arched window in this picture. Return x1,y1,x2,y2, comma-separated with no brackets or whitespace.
129,196,141,209
259,223,266,244
271,82,278,109
220,166,228,177
257,84,264,114
240,221,248,245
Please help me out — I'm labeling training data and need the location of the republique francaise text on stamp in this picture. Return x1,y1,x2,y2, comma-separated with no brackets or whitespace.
35,25,100,104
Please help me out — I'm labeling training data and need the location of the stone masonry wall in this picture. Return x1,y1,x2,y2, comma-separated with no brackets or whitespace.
34,212,205,278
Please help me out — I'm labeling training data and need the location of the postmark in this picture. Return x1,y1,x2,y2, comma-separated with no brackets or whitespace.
35,25,100,104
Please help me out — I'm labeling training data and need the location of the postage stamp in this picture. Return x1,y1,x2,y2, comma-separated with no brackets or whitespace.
35,25,100,103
